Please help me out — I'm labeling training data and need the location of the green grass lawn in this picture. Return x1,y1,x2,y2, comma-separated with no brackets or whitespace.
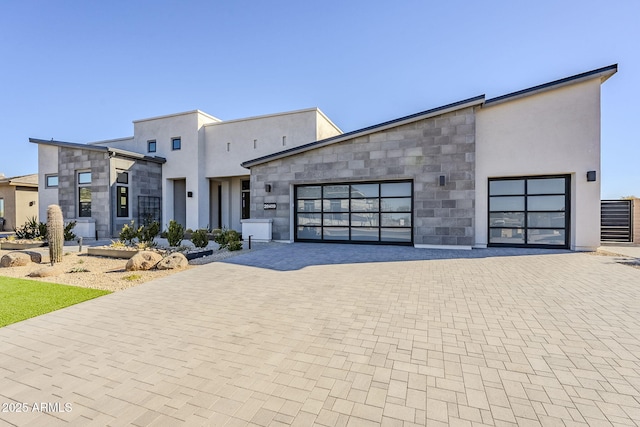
0,277,111,328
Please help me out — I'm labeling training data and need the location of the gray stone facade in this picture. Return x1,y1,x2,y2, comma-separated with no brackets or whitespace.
57,147,163,238
249,107,476,246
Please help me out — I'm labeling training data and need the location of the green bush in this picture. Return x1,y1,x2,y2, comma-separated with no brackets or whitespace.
166,220,185,247
64,221,77,241
140,221,160,245
227,240,243,251
213,228,242,251
191,229,209,248
119,221,141,245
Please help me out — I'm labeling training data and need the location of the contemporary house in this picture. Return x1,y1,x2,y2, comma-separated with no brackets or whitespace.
0,173,39,232
32,64,616,250
31,108,341,238
242,64,617,251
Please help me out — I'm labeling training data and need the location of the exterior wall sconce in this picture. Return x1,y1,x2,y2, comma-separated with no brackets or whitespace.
187,191,193,197
439,175,446,186
264,184,272,193
586,171,596,182
29,201,36,206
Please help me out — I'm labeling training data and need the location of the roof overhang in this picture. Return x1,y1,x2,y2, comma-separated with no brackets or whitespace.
484,64,617,107
29,138,167,164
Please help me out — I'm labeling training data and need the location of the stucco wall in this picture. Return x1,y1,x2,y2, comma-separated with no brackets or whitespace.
38,145,59,221
0,186,15,230
250,108,476,245
475,79,602,250
204,109,340,179
14,187,39,230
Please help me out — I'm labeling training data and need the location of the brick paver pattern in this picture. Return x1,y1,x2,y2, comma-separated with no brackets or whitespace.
1,247,639,426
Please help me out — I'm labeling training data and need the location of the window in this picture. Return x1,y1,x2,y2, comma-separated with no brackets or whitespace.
295,181,413,244
117,186,129,217
0,198,4,218
282,136,286,146
116,171,128,184
148,140,156,153
488,175,569,248
241,180,250,219
116,171,129,218
78,171,92,217
45,174,59,188
172,138,181,150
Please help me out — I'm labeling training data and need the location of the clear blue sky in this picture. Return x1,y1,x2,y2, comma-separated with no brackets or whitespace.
0,0,637,198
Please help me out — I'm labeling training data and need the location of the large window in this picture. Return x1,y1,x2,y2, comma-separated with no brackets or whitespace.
116,171,129,218
488,175,569,248
241,180,250,220
78,171,92,217
295,181,413,245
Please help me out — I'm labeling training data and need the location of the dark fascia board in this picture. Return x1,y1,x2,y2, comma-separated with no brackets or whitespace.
241,95,485,168
484,64,618,107
29,138,167,164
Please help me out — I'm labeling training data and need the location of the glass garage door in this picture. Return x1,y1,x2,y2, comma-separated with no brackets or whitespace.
295,181,413,245
488,175,570,248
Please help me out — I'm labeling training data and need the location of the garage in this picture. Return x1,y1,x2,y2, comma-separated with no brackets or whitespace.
488,175,570,248
295,180,413,244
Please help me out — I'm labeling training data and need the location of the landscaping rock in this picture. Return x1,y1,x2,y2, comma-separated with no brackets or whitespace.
1,252,32,267
21,251,42,264
156,252,189,270
125,251,163,271
28,266,63,277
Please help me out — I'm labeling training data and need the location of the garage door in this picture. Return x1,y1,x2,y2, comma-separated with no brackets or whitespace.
295,181,413,244
488,175,570,248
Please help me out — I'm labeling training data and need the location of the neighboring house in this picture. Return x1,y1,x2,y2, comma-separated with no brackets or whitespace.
0,173,39,232
242,64,617,251
31,108,341,238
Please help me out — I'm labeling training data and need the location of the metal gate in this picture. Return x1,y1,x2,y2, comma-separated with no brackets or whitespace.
601,200,632,242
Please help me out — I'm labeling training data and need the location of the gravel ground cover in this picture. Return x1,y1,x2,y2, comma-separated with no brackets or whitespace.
0,242,278,291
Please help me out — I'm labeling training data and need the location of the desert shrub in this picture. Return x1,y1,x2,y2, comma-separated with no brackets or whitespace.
227,240,243,251
213,228,242,251
64,221,77,241
166,220,184,247
15,216,46,240
191,229,209,248
119,221,141,245
140,221,160,245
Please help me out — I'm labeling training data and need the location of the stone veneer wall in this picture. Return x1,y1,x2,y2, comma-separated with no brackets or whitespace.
250,107,476,246
111,158,163,236
58,148,110,238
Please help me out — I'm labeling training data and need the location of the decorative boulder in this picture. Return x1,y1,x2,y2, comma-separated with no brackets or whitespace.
156,253,189,270
1,252,32,267
22,251,42,264
125,251,163,271
29,266,63,277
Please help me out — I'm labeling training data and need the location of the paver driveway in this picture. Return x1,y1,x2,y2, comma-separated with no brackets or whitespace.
1,245,640,426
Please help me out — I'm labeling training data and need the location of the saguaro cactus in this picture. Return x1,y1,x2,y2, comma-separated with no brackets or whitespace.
47,204,64,265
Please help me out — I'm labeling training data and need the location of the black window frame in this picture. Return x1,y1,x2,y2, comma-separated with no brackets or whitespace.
488,174,570,249
45,174,59,188
117,185,129,218
148,140,157,153
171,137,181,151
294,180,413,246
77,171,92,218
